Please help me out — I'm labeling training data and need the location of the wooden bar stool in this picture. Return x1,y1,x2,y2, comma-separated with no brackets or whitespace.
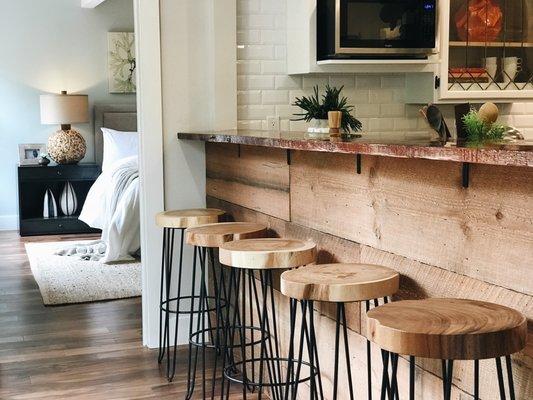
218,238,317,400
367,298,527,400
185,222,267,399
280,263,400,400
155,208,224,381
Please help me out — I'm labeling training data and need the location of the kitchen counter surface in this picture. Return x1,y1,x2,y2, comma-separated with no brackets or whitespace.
178,129,533,167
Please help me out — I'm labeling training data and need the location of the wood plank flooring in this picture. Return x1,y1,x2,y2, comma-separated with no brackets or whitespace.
0,231,242,399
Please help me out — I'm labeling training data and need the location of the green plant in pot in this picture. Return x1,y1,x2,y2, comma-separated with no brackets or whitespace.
461,103,506,146
292,85,362,137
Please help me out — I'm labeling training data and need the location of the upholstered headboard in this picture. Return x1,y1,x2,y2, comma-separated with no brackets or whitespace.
94,104,137,165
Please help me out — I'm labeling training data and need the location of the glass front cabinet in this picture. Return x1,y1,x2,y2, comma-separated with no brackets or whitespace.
408,0,533,102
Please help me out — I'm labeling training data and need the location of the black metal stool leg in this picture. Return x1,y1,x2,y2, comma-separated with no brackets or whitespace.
283,298,298,400
339,303,355,400
185,246,199,400
158,227,168,364
169,228,185,380
333,304,342,400
441,359,454,400
165,228,175,380
380,350,390,400
409,356,415,400
309,301,324,400
220,267,236,399
366,300,373,400
389,353,399,400
506,355,516,400
292,300,308,400
496,357,507,400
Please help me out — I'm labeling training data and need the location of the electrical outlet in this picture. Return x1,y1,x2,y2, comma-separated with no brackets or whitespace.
267,116,280,131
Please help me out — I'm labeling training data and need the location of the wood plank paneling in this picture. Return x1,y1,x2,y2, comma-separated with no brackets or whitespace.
208,196,533,400
206,142,290,220
290,151,533,295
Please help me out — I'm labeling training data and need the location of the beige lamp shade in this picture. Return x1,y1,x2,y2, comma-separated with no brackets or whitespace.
40,91,89,125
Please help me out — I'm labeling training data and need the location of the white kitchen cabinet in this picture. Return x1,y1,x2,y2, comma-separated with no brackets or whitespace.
407,0,533,103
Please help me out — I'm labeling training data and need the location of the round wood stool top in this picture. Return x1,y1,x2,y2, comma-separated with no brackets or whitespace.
219,238,316,270
280,263,399,303
155,208,225,229
366,298,527,360
185,222,267,248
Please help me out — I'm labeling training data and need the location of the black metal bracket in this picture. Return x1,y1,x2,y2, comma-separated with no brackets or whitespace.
356,154,362,174
462,162,470,188
286,149,291,165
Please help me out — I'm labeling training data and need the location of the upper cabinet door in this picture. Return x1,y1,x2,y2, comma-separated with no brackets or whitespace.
439,0,533,100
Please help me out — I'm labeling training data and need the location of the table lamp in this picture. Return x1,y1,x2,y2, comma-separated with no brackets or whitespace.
40,91,89,164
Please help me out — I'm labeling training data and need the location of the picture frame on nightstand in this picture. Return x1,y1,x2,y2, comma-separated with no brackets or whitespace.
18,143,46,166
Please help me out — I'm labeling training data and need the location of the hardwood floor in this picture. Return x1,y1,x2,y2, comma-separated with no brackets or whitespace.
0,231,242,400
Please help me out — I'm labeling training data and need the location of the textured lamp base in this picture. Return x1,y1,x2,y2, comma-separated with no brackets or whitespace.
47,129,86,164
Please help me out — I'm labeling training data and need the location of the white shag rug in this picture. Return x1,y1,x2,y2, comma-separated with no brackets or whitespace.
25,240,141,305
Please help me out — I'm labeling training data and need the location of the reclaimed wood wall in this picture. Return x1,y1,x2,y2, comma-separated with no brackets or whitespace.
205,142,533,400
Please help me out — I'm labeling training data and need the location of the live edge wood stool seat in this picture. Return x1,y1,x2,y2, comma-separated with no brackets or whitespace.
218,238,317,399
281,263,400,400
154,208,225,382
183,222,267,400
367,298,527,400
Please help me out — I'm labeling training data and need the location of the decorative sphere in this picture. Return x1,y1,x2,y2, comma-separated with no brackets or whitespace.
47,129,86,164
478,102,499,124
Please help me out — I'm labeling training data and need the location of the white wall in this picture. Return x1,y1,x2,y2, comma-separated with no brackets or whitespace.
236,0,533,138
0,0,135,230
137,0,236,348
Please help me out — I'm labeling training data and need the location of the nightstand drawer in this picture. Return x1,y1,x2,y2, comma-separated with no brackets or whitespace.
18,164,101,181
20,217,101,236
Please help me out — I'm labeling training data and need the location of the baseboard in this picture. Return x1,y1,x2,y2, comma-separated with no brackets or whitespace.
145,314,201,349
0,214,18,231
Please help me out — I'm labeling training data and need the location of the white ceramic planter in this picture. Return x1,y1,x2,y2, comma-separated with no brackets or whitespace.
307,118,330,138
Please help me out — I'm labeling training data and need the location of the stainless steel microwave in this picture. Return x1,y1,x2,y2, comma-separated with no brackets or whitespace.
317,0,437,59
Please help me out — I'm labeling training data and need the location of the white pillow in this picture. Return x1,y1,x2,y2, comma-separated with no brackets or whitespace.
101,128,139,172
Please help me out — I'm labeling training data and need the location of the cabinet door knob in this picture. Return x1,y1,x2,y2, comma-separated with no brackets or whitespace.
57,171,62,175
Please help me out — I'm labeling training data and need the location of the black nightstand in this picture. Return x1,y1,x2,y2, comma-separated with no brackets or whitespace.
18,164,102,236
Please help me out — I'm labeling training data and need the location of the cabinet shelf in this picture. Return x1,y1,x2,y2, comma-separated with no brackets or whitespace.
449,41,533,48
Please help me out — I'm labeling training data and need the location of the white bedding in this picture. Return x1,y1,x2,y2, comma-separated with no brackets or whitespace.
79,156,140,263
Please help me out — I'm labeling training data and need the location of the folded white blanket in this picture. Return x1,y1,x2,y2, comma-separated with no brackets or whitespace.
76,156,140,263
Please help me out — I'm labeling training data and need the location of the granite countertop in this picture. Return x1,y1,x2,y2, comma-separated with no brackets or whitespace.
178,129,533,167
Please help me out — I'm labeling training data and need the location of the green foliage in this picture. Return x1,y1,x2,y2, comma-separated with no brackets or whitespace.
292,85,362,133
462,110,505,145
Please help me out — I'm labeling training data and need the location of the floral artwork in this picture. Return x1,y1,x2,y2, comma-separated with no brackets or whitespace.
108,32,136,93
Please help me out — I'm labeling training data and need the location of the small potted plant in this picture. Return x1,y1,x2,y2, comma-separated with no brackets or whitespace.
292,85,362,138
461,103,506,146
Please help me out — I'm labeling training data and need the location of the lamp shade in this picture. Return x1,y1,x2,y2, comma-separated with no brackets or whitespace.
40,92,89,125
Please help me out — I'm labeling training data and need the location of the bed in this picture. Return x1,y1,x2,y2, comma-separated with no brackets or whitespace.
75,104,140,263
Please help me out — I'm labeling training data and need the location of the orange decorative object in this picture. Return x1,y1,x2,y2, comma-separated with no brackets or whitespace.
455,0,503,42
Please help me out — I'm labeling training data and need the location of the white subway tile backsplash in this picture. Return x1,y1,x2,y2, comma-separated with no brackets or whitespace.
238,119,263,130
237,30,261,44
236,1,533,134
238,90,262,105
262,60,286,74
329,75,355,88
261,0,285,14
275,75,302,89
238,45,275,60
238,0,260,14
237,14,275,29
261,30,285,44
262,90,289,105
381,75,405,88
355,104,380,117
368,89,394,104
275,104,300,119
380,103,405,117
239,105,276,120
241,75,275,90
356,76,381,89
369,118,394,131
302,75,329,89
237,61,261,75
